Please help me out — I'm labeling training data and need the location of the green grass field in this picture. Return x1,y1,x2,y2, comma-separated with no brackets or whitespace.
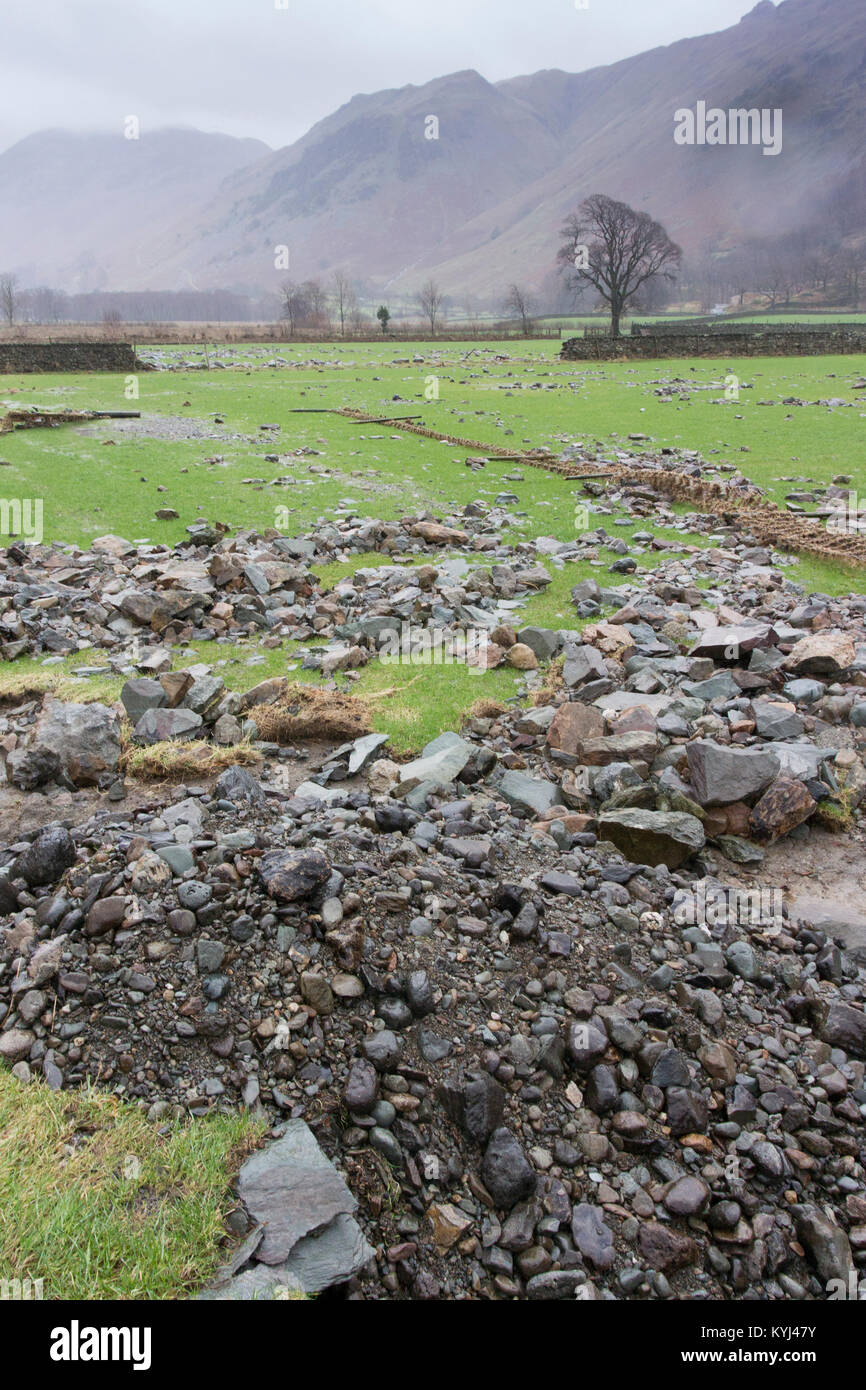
0,1072,261,1300
2,340,864,546
1,339,864,748
1,339,865,1297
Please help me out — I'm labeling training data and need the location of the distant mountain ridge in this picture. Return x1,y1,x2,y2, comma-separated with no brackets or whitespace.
0,0,862,299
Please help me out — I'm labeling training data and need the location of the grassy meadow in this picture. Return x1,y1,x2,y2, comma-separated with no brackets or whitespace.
0,338,864,1296
0,338,864,752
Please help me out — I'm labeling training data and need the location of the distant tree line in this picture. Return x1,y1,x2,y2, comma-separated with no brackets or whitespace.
0,282,283,326
0,170,863,335
679,229,866,315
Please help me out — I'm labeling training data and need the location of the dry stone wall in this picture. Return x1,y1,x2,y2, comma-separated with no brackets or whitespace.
561,329,866,360
0,342,139,373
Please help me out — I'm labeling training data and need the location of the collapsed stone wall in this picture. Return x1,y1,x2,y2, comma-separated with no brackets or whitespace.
0,342,139,373
561,330,866,360
336,406,866,568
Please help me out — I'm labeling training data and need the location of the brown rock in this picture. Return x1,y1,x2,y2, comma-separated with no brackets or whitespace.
608,706,657,736
638,1221,701,1271
560,768,592,809
85,896,127,937
702,808,728,837
410,521,469,545
531,812,594,838
490,623,517,649
720,801,753,836
608,604,640,625
429,1202,473,1249
258,850,331,902
581,731,659,766
32,697,121,786
582,621,635,657
300,972,334,1015
546,702,604,755
239,676,289,711
467,641,504,670
91,534,135,557
415,565,439,590
702,801,752,837
325,923,365,972
782,631,855,677
506,643,539,670
698,1042,737,1084
750,776,816,843
159,670,194,707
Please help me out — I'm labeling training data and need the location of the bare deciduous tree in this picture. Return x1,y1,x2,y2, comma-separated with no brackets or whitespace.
349,305,369,334
281,279,330,334
0,274,18,326
503,283,535,336
102,308,124,338
280,279,305,335
29,286,67,323
835,247,865,308
417,278,445,335
332,271,356,337
304,279,330,332
558,194,681,337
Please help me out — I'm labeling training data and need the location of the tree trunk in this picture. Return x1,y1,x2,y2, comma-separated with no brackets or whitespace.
610,305,621,338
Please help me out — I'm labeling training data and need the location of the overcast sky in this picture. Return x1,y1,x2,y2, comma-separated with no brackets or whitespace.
1,0,767,155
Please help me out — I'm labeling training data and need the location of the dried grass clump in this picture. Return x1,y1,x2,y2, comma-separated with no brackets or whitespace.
123,739,262,780
0,670,53,703
246,683,372,743
465,697,508,720
531,656,564,703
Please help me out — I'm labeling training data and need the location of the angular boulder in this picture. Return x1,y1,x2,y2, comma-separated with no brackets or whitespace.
120,677,167,722
561,643,607,689
481,1127,536,1209
597,809,705,868
749,776,816,842
545,702,604,756
818,1002,866,1057
32,698,121,785
689,624,777,663
686,740,779,806
752,700,804,741
782,631,855,677
133,707,203,744
258,849,330,903
227,1120,373,1292
495,769,563,818
580,731,658,767
395,734,473,796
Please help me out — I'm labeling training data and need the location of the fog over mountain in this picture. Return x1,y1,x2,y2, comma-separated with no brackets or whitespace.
0,0,862,301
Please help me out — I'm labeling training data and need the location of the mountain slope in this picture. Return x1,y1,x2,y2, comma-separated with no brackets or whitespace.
0,0,862,299
0,129,270,293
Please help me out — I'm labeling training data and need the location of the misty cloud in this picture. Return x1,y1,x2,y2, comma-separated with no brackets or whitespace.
0,0,762,154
